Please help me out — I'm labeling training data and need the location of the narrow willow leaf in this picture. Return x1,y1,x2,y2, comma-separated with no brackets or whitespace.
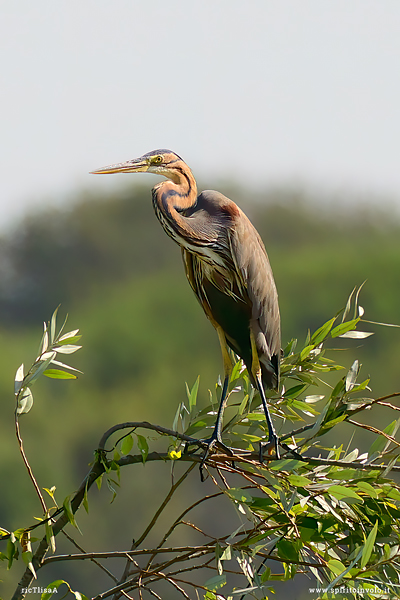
40,330,49,355
172,402,182,431
331,318,360,338
185,376,200,411
25,352,57,386
283,384,308,399
304,395,325,403
22,551,36,579
342,286,356,322
58,329,80,342
45,520,56,553
311,317,336,345
368,419,399,457
44,369,77,380
339,331,374,339
63,496,81,532
53,344,82,354
51,359,83,374
16,387,34,415
354,281,366,319
345,360,359,392
14,364,24,394
50,305,60,344
361,521,378,568
300,345,314,361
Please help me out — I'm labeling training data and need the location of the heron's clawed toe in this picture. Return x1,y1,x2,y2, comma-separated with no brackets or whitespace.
259,433,280,463
198,435,234,481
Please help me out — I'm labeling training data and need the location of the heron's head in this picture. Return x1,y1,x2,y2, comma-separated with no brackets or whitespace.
91,149,187,183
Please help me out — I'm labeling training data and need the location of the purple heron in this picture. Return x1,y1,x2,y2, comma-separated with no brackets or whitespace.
91,150,281,464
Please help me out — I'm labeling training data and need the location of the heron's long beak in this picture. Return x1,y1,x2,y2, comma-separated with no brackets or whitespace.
90,158,149,175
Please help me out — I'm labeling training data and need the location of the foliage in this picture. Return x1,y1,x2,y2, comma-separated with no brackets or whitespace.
1,291,400,600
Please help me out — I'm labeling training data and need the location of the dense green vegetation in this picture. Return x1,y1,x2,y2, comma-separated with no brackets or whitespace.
0,181,399,598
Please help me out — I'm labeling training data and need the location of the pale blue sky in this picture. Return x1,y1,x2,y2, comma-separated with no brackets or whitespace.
1,1,400,227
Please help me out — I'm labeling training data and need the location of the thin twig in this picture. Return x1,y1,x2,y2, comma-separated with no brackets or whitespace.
133,463,197,550
347,418,400,448
14,413,48,514
61,529,118,583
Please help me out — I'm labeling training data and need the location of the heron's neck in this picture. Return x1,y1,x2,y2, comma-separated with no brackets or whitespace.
154,167,197,211
152,167,199,243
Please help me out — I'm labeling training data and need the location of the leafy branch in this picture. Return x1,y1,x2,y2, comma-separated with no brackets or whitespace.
2,289,400,600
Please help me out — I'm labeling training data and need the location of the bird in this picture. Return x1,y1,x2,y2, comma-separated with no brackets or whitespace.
91,149,281,466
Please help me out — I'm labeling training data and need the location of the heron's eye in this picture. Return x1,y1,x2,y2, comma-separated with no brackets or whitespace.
152,155,163,164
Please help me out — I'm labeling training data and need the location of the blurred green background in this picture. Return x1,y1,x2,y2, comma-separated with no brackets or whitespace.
0,181,399,597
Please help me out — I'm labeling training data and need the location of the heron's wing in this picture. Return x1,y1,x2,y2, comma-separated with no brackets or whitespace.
228,209,281,377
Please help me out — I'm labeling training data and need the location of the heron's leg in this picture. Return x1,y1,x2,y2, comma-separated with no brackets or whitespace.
199,328,234,476
250,332,280,460
209,327,233,444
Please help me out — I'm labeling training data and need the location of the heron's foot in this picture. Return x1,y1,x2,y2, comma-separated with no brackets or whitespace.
198,433,234,481
259,432,280,462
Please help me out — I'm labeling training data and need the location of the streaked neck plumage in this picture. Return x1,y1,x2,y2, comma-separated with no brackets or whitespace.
152,161,198,243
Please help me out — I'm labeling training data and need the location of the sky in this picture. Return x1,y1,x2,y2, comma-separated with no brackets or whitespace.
1,1,400,228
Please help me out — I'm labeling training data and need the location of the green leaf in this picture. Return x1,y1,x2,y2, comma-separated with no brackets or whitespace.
300,345,314,361
327,559,346,576
7,537,16,569
45,520,56,554
136,434,149,463
204,574,226,591
331,318,360,338
328,485,363,503
277,539,299,561
16,387,34,415
121,434,134,455
62,496,81,532
361,521,378,568
22,551,36,578
283,384,308,399
368,420,399,457
387,487,400,501
25,352,57,386
226,488,253,503
356,481,379,498
58,329,80,343
41,581,70,600
288,474,312,488
185,376,200,412
311,317,336,345
43,369,77,379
